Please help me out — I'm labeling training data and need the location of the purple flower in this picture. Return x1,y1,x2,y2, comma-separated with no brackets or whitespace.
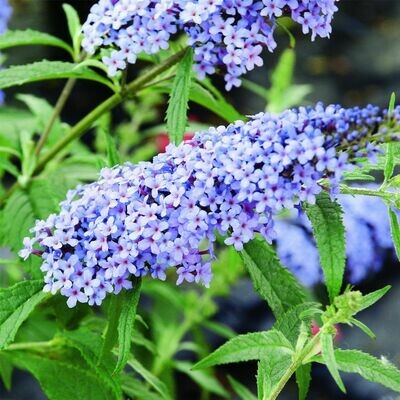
82,0,339,90
20,103,399,307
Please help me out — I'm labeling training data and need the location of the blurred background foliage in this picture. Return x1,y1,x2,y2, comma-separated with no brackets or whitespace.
0,1,399,399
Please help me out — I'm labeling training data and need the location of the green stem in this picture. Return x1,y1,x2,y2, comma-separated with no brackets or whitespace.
35,78,77,156
34,47,188,175
265,332,321,400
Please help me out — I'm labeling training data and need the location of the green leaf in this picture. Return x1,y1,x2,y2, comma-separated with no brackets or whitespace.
193,330,293,370
0,178,70,278
192,79,245,122
0,280,47,349
228,375,257,400
273,302,321,345
127,357,172,400
388,92,396,116
316,349,400,393
349,317,376,339
61,328,122,399
0,29,73,56
266,48,296,112
242,238,306,318
389,208,400,261
0,61,114,90
8,351,118,400
174,361,229,398
384,144,395,184
0,354,13,390
257,360,267,400
296,364,311,400
304,192,346,301
202,320,236,339
150,79,244,123
122,374,161,400
97,114,120,167
358,286,391,313
320,332,346,392
114,279,142,373
17,94,66,146
131,329,156,354
62,4,82,57
166,48,193,145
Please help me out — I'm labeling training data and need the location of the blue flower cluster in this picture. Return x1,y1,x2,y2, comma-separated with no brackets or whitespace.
0,0,11,104
20,103,399,307
276,190,395,286
82,0,338,90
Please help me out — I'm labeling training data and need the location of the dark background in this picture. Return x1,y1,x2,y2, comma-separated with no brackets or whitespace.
2,1,400,399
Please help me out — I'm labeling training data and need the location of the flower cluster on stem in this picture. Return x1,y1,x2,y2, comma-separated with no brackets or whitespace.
82,0,339,89
20,103,400,307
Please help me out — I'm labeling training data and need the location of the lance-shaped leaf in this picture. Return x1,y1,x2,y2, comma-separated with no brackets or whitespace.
114,279,142,373
166,48,193,145
0,61,114,90
242,238,306,318
315,349,400,393
0,29,73,56
320,333,346,393
389,208,400,261
304,192,346,301
0,280,47,349
193,330,293,370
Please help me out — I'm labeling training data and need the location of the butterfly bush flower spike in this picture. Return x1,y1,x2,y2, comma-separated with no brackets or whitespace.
82,0,339,89
20,103,400,307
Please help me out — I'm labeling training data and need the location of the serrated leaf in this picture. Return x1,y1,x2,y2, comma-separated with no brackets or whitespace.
0,178,70,278
8,351,118,400
0,61,114,90
343,170,375,182
61,328,122,399
296,363,311,400
0,29,73,55
127,357,172,400
114,279,142,373
389,208,400,261
228,375,257,400
321,333,346,392
315,349,400,393
193,330,293,370
304,192,346,301
242,238,306,318
258,351,293,396
174,361,229,398
273,302,321,345
149,79,244,123
358,285,391,313
166,48,193,145
0,280,47,349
